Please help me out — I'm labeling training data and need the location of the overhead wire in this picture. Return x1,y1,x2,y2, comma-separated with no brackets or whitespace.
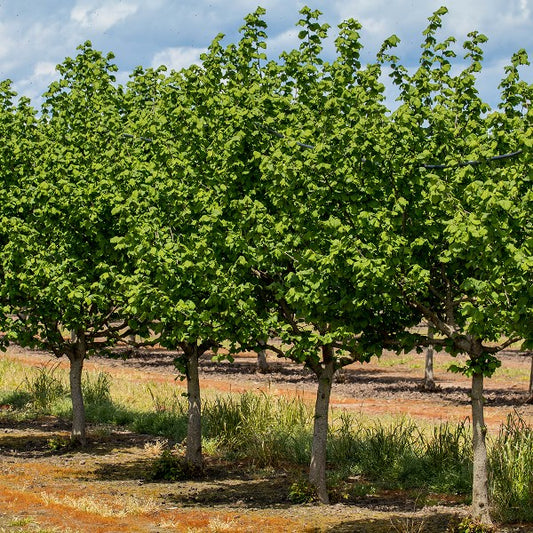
121,129,524,169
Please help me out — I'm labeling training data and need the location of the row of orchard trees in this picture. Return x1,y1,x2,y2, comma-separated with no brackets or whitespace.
0,6,531,525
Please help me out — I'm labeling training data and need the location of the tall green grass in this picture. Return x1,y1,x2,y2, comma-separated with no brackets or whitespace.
203,392,312,466
328,413,472,493
23,361,67,410
490,411,533,522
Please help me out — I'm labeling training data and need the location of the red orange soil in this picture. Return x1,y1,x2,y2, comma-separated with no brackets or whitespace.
1,346,532,532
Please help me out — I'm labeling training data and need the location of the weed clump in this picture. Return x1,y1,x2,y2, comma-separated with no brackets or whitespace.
203,391,312,467
287,479,316,503
147,448,204,481
24,362,67,410
82,371,112,405
447,516,495,533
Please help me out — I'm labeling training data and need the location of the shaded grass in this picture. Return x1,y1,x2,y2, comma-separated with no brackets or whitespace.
328,412,472,495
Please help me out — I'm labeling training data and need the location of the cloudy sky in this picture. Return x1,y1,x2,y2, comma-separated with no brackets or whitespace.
1,0,531,108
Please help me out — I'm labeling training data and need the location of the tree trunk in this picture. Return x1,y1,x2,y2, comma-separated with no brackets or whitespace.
423,324,436,390
68,331,87,446
185,344,203,469
257,339,269,373
471,371,492,526
309,348,336,504
529,352,533,401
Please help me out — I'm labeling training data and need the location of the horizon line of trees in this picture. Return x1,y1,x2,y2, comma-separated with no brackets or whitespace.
0,6,531,526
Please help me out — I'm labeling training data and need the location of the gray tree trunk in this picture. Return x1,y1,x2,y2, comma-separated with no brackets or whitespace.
529,352,533,400
471,371,492,526
185,345,203,469
257,339,269,373
309,348,336,504
423,325,436,390
68,331,87,446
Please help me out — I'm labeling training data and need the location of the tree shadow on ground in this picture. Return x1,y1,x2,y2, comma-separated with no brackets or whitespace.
328,512,457,533
160,478,473,532
163,476,292,508
99,349,531,408
0,417,154,458
325,512,461,533
83,456,152,481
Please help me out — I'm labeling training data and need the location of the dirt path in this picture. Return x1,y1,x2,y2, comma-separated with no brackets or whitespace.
1,346,532,532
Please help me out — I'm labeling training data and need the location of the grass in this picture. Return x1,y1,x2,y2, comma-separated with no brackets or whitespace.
493,365,530,381
0,359,70,416
3,515,77,533
40,492,158,518
202,391,312,466
9,517,35,527
1,353,532,523
328,413,472,494
370,351,469,373
490,411,533,522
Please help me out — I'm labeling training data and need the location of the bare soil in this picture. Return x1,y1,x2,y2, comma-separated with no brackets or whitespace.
1,346,532,532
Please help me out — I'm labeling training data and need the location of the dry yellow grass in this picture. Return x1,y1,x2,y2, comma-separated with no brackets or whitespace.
40,492,158,518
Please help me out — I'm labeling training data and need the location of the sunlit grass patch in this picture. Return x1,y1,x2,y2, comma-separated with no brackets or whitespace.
203,391,312,466
493,365,530,382
5,516,77,533
376,355,418,367
328,413,472,495
24,362,68,410
144,438,169,457
40,491,158,517
206,517,238,532
0,356,25,387
9,515,35,527
0,359,70,415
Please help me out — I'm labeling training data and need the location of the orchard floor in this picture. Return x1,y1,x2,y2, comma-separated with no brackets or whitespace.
1,346,532,532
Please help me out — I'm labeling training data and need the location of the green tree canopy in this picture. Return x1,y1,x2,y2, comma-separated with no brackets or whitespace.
0,43,136,445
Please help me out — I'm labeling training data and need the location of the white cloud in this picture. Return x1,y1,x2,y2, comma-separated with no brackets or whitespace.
33,62,58,78
115,70,132,87
268,29,299,56
71,1,139,32
357,17,388,36
14,61,59,105
501,0,531,25
151,46,206,71
0,22,15,60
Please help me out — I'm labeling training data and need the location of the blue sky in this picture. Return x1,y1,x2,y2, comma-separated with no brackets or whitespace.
1,0,531,108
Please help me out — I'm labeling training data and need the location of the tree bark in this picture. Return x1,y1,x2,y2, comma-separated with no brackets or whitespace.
423,324,436,390
529,352,533,400
309,348,336,504
257,339,269,373
68,331,87,446
471,371,492,526
185,344,203,469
